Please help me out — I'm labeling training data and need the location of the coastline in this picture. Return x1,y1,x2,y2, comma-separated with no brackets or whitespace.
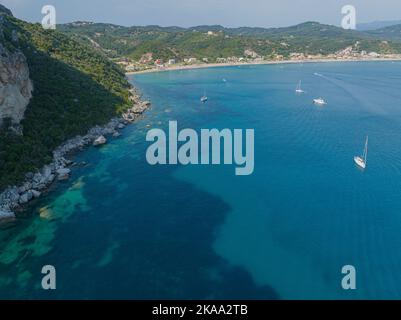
0,86,151,223
2,57,401,222
126,57,401,75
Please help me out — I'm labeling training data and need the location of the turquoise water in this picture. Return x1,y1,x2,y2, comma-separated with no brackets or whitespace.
2,61,401,299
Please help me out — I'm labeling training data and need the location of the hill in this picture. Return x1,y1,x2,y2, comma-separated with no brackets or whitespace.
59,21,401,64
0,9,132,189
357,20,401,31
365,24,401,42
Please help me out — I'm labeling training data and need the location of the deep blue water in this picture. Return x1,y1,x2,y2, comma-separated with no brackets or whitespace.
2,61,401,299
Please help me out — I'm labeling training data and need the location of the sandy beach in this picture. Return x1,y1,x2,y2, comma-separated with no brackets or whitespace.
126,57,401,75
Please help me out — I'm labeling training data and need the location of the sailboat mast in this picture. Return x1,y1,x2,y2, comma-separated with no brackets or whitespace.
364,136,368,163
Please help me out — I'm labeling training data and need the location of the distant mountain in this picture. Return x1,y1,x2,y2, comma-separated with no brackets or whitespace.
365,24,401,42
357,20,401,31
59,21,401,62
226,22,365,38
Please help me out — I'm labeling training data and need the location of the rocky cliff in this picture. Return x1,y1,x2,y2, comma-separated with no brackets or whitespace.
0,8,33,128
0,43,33,127
0,4,133,192
0,4,143,222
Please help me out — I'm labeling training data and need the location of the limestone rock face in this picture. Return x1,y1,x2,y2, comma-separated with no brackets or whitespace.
0,43,33,127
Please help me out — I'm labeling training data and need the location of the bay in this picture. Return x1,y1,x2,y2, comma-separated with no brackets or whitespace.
1,61,401,299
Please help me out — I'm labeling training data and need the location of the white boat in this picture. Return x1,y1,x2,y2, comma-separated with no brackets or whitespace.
313,98,327,105
354,136,368,169
295,80,304,93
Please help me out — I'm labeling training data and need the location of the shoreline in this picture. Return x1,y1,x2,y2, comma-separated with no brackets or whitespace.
0,87,151,223
126,57,401,75
2,56,401,222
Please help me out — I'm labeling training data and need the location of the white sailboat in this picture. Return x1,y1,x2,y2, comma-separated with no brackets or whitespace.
354,136,368,169
313,98,327,105
295,80,304,93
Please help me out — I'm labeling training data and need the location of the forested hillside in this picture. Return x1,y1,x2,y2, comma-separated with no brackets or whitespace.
59,21,401,62
0,8,132,188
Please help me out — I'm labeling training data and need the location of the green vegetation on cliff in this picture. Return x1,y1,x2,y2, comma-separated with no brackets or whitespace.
0,11,132,189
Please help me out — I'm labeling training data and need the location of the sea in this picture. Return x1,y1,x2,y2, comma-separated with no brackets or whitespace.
1,61,401,299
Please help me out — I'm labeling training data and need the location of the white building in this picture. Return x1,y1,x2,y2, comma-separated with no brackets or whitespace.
368,52,380,58
185,58,197,64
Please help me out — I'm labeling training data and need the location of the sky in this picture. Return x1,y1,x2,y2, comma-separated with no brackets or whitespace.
2,0,401,28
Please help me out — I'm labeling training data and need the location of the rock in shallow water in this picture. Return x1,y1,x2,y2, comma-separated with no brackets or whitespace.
0,209,15,221
93,135,107,146
56,168,71,181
